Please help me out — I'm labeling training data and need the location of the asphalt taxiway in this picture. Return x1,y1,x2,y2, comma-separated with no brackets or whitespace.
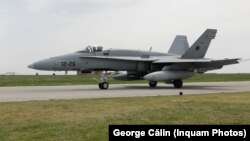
0,81,250,102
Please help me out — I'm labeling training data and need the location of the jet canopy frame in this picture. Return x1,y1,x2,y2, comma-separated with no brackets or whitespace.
80,45,103,53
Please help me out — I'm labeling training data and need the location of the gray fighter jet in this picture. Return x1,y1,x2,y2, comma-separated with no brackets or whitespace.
28,29,240,89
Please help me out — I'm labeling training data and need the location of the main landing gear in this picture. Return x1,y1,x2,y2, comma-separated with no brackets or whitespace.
173,79,183,88
149,81,157,88
148,79,183,88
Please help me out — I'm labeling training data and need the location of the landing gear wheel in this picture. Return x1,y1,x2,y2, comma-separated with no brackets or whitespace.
97,71,109,90
149,81,157,88
99,82,109,89
99,83,103,89
173,80,183,88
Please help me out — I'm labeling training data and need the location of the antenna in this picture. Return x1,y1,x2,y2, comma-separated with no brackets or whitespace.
149,46,152,51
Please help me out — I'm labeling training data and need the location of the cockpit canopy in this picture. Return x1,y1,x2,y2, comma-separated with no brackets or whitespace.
78,45,103,53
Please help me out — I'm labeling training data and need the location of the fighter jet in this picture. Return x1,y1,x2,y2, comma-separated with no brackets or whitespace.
28,29,240,89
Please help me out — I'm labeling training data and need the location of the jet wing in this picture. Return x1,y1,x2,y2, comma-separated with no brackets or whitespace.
153,56,240,64
210,58,240,65
153,58,241,71
153,57,212,63
80,56,158,62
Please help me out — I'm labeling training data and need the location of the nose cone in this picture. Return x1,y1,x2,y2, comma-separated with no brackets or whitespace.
28,58,54,70
28,64,34,69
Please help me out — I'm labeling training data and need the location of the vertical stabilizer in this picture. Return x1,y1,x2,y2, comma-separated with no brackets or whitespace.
181,29,217,59
168,35,189,55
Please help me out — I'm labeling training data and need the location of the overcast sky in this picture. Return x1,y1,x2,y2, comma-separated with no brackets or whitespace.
0,0,250,74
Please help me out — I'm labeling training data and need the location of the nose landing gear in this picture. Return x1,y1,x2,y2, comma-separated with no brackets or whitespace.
99,82,109,89
98,72,109,89
95,71,117,90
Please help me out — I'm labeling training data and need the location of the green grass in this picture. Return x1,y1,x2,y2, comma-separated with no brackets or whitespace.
0,74,145,87
0,92,250,141
185,73,250,82
0,73,250,87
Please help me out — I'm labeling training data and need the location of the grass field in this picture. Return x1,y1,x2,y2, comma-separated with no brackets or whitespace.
0,73,250,86
0,92,250,141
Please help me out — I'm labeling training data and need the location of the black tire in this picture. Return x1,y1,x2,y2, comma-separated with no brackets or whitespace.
102,82,109,89
173,80,183,88
99,83,103,89
99,82,109,89
149,81,157,88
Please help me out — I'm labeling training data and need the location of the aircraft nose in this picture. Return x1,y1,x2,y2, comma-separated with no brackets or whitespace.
28,58,54,70
27,64,34,69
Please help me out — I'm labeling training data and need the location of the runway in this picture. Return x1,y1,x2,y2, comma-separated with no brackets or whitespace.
0,81,250,102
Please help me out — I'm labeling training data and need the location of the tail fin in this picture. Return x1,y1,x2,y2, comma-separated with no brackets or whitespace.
181,29,217,59
168,35,189,55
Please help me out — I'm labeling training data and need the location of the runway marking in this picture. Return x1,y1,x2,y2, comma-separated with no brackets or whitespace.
0,81,250,102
